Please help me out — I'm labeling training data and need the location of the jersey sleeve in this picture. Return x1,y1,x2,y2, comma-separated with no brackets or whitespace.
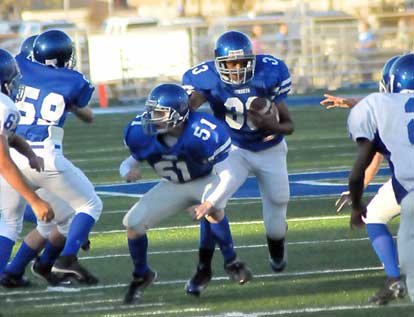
123,115,150,161
0,97,20,138
182,61,216,96
193,116,231,164
347,95,377,142
271,59,291,103
73,74,95,108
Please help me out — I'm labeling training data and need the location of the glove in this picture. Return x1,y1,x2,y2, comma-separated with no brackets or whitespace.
335,191,351,213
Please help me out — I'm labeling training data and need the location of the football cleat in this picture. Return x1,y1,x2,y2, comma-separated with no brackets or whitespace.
0,273,30,288
185,264,212,297
224,258,252,284
124,269,157,304
31,257,68,286
52,255,98,285
269,239,287,272
368,277,406,305
80,239,91,252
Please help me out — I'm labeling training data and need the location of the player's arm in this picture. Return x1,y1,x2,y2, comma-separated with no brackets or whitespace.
68,104,94,123
119,155,141,183
188,91,207,111
0,135,53,222
248,100,294,135
8,134,44,172
320,94,361,109
349,138,377,229
335,152,383,213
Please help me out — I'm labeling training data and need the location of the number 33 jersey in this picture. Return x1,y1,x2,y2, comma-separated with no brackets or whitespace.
348,92,414,203
124,111,231,183
14,54,94,149
182,55,291,152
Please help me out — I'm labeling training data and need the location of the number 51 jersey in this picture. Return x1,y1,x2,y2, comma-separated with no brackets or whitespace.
124,111,231,183
348,92,414,203
14,54,94,151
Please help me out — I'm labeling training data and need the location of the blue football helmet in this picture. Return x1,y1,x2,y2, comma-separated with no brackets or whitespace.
0,49,24,101
214,30,255,85
142,83,190,135
19,34,38,59
33,30,75,69
389,54,414,93
379,55,400,93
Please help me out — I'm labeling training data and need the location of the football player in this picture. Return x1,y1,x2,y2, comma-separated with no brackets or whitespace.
320,56,404,305
121,83,252,303
182,30,294,295
348,53,414,303
0,30,102,288
0,49,54,275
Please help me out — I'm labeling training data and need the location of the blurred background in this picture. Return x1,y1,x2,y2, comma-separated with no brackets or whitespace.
1,0,414,105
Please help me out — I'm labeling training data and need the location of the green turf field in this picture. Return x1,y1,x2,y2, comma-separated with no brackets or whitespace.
1,104,412,317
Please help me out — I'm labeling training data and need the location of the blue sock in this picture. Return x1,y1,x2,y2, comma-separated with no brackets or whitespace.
128,235,149,277
210,216,236,263
61,213,95,257
366,223,400,278
199,218,216,250
39,240,64,267
0,236,15,274
5,241,38,276
23,205,37,224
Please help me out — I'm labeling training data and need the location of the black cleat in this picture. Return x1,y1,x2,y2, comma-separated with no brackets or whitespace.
81,239,91,252
185,264,212,297
224,259,252,284
52,255,98,285
368,277,406,305
0,273,30,288
31,257,67,286
268,234,288,273
124,269,157,304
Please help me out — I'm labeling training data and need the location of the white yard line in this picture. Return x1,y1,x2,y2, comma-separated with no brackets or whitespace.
90,215,349,235
79,237,369,261
0,266,383,297
90,307,210,316
69,302,165,314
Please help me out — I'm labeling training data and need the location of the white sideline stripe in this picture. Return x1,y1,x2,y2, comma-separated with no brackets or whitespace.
5,292,102,303
70,302,165,314
82,307,210,316
79,237,370,261
197,303,414,317
90,215,348,235
34,298,161,308
0,266,383,297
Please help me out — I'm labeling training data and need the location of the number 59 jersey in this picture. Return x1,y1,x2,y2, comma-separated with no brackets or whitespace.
14,54,94,149
124,111,231,183
182,55,291,152
348,92,414,203
0,92,20,139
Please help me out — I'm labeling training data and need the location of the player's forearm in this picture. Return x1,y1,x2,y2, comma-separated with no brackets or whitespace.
189,91,207,111
263,120,294,135
363,152,384,188
205,160,235,207
71,106,94,123
119,155,140,178
8,134,37,161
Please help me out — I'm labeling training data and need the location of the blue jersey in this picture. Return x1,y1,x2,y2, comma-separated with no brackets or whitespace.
182,54,291,152
124,111,231,183
15,54,94,144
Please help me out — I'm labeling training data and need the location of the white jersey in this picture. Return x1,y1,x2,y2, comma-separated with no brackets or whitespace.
348,92,414,202
0,92,20,139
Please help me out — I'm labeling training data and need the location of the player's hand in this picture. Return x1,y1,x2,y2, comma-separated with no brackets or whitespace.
350,206,366,230
320,94,355,109
28,155,44,172
31,199,54,223
335,191,351,213
248,107,279,131
125,168,141,183
187,201,215,221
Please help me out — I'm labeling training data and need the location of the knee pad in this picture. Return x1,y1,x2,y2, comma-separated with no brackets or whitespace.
0,216,23,241
76,194,103,222
36,222,55,239
122,202,149,236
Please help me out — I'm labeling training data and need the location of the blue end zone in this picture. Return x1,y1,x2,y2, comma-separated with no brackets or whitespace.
95,168,390,199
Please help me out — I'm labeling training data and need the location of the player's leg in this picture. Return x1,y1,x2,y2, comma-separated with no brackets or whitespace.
122,180,191,304
397,191,414,302
0,176,29,287
364,179,404,304
30,159,102,284
3,189,73,286
253,140,290,272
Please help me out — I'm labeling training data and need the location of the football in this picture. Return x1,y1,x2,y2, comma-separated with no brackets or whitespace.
249,97,279,122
